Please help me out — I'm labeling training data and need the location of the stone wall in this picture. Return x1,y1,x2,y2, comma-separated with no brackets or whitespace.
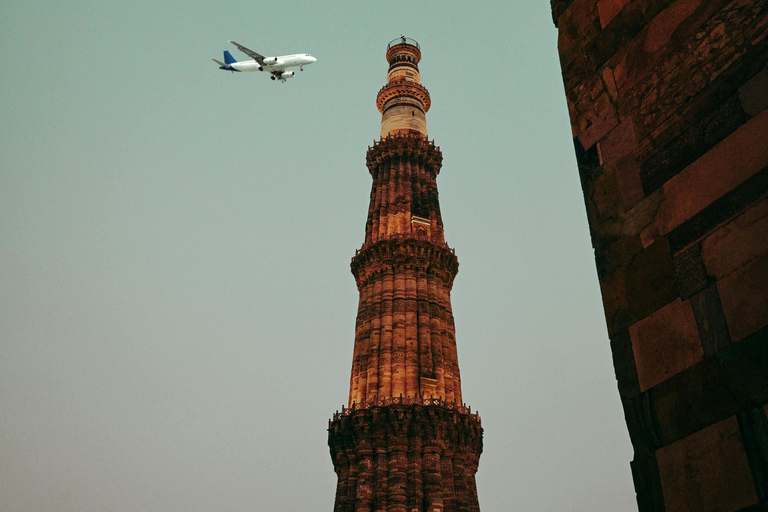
551,0,768,510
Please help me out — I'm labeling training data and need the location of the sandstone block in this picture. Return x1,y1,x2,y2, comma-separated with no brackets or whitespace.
718,252,768,342
672,243,710,299
629,298,703,391
600,116,637,167
597,0,631,28
619,0,765,149
701,197,768,280
615,155,645,210
591,163,625,224
630,451,666,512
561,0,674,93
656,415,758,512
643,0,700,54
596,234,643,279
599,237,677,336
610,330,640,399
739,66,768,116
640,93,749,196
690,285,732,356
641,108,768,247
576,95,620,150
557,0,602,67
666,167,768,254
649,360,741,445
715,331,768,405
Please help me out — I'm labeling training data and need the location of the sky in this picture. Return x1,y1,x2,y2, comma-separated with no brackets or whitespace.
0,2,638,511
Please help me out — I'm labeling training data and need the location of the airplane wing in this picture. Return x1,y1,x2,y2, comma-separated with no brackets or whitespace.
229,41,265,63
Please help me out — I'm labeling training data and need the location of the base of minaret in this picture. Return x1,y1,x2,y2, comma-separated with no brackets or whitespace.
328,399,483,512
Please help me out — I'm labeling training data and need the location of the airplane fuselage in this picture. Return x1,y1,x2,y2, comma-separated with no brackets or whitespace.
231,54,315,73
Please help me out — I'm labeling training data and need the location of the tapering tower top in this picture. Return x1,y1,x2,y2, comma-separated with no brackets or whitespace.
377,36,431,138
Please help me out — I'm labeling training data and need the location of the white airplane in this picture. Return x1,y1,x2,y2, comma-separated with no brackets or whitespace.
213,41,316,82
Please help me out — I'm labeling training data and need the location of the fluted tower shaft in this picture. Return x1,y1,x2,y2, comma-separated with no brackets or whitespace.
328,38,482,512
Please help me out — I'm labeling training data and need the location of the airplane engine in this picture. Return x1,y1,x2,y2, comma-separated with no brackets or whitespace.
280,71,295,79
263,57,278,65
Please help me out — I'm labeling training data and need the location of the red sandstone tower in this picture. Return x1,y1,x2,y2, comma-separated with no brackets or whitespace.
328,37,483,512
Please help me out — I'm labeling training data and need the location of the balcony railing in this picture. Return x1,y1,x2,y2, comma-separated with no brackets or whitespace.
387,36,420,51
331,395,480,423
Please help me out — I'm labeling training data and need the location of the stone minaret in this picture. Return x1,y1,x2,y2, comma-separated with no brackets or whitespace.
328,37,483,512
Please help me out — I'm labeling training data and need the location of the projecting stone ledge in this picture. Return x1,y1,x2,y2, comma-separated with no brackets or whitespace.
366,132,443,175
377,78,432,114
351,238,459,290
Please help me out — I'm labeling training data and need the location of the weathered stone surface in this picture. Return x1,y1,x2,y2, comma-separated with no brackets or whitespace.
656,415,758,512
630,450,666,512
600,116,636,167
557,0,602,67
623,392,662,453
623,348,768,449
635,34,768,171
737,406,768,503
629,298,703,391
620,0,768,165
716,328,768,406
649,360,742,446
590,163,625,224
568,63,620,139
739,66,768,116
595,233,643,279
577,104,620,150
554,0,768,506
615,155,645,210
610,329,640,399
667,166,768,254
718,253,768,342
644,0,700,53
615,0,759,105
640,93,750,195
690,284,731,356
597,0,631,28
574,136,603,193
641,108,768,247
551,0,577,26
701,197,768,280
560,0,673,94
599,237,677,336
673,243,710,299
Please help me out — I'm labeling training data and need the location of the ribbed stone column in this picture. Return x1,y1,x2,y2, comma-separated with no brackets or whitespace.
329,37,482,512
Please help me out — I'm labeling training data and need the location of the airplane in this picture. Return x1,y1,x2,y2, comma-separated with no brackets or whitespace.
213,41,316,82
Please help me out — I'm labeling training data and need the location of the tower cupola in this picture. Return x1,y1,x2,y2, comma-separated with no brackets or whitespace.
377,36,431,138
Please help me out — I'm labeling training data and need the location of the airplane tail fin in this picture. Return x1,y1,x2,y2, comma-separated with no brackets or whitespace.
223,51,237,64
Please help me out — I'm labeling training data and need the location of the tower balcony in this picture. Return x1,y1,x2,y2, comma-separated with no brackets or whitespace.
330,395,480,423
386,36,421,65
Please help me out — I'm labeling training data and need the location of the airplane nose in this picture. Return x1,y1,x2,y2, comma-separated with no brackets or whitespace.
311,56,317,63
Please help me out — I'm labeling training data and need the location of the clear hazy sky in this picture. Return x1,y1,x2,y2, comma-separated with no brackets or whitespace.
0,2,638,510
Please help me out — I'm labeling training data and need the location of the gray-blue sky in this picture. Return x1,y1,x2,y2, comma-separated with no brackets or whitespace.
0,2,636,510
